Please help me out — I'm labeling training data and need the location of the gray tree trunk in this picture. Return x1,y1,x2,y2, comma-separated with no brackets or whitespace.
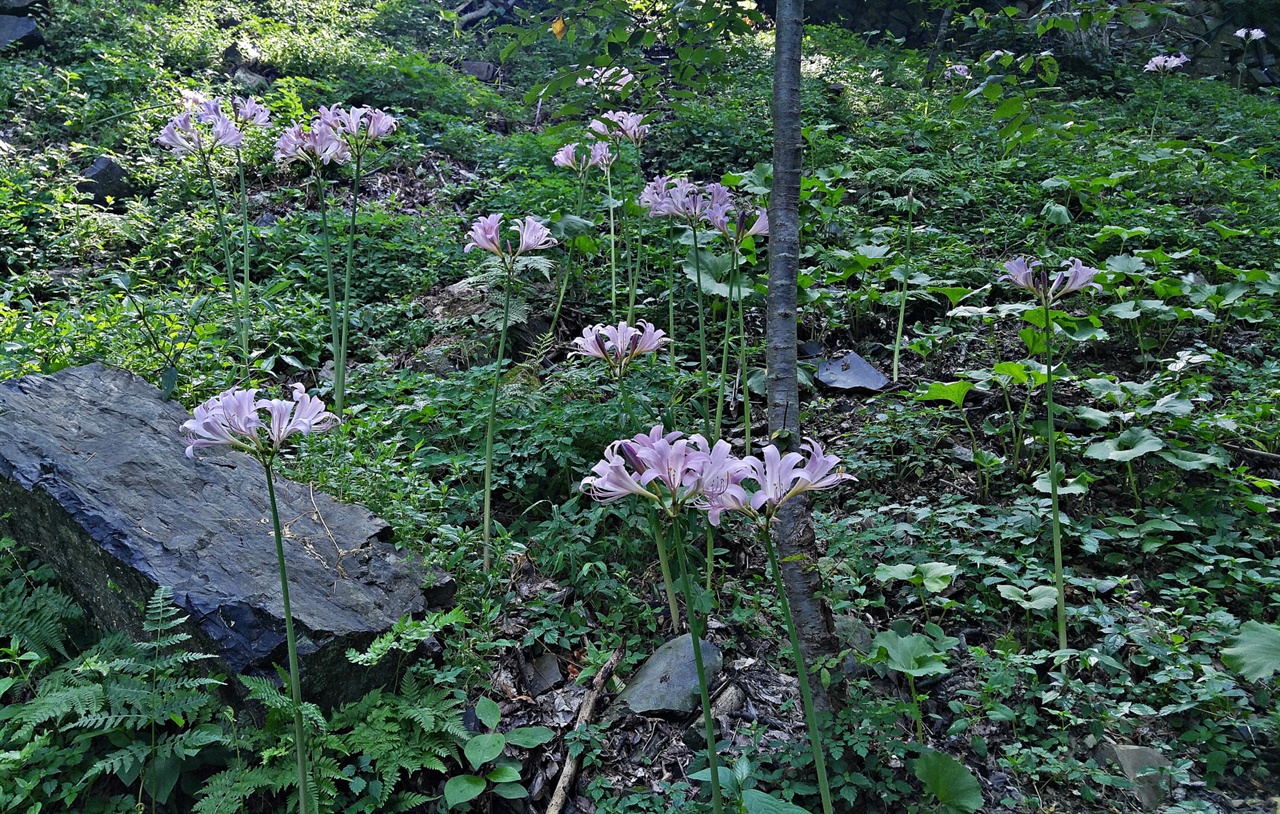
766,0,838,713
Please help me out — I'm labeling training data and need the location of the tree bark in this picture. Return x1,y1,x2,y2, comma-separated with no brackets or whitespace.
767,0,838,713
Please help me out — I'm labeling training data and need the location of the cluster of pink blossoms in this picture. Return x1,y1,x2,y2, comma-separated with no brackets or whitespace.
158,95,271,155
581,425,852,525
1001,257,1101,305
576,66,636,93
1144,53,1190,73
553,141,616,174
639,177,768,243
274,105,396,167
1235,28,1266,43
553,110,650,176
572,319,669,377
182,384,337,459
464,213,558,259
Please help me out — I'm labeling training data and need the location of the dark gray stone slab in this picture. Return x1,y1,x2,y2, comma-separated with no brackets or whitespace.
75,157,131,208
0,0,46,14
0,363,455,707
613,634,722,716
0,14,42,50
460,60,499,83
816,350,889,391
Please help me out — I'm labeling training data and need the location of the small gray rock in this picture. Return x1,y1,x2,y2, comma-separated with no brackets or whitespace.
460,60,499,83
233,67,269,91
0,14,42,51
0,0,45,14
816,350,889,391
223,40,263,67
1097,743,1173,810
522,653,564,696
254,212,278,228
75,156,130,208
614,634,722,716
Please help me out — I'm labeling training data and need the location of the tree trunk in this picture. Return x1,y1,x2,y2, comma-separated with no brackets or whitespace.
767,0,838,713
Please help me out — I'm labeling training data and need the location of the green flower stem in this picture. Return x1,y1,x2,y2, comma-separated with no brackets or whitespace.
668,235,678,375
626,212,641,325
907,672,923,742
235,150,253,381
689,220,711,437
891,204,913,383
199,157,246,377
714,243,738,442
1043,298,1068,651
264,463,311,814
761,518,834,814
673,523,722,814
548,179,588,341
334,151,363,417
314,175,339,380
649,509,682,632
481,261,515,572
738,268,752,455
606,165,618,316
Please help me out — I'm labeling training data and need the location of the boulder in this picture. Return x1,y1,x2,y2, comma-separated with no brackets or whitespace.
0,0,46,13
75,156,131,208
1097,743,1173,810
222,39,263,68
460,60,499,83
0,14,42,50
817,350,889,391
233,67,270,92
613,634,722,716
0,363,455,708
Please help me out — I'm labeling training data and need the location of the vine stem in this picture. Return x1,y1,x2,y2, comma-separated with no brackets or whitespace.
481,260,515,572
649,509,682,634
200,156,245,378
265,463,311,814
761,518,834,814
1043,298,1068,651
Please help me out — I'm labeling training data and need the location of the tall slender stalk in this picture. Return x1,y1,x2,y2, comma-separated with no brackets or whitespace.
689,220,711,436
649,510,682,633
199,158,247,377
891,198,914,382
714,243,738,441
1042,299,1068,651
673,524,722,814
738,268,752,455
761,519,834,814
606,165,618,316
481,260,516,572
235,150,253,381
334,152,363,417
314,175,339,379
265,465,312,814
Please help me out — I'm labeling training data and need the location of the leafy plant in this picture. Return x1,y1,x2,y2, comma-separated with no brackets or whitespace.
443,696,554,809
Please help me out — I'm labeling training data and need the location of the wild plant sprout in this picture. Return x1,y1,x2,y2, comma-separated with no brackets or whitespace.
465,214,558,571
581,429,852,814
158,94,271,382
1142,53,1189,136
1002,256,1101,651
182,384,338,814
275,105,396,417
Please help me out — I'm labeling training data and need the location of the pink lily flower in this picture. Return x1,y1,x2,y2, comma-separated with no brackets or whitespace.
511,216,557,255
580,441,657,503
257,383,338,451
464,214,505,255
571,320,669,377
588,142,615,170
233,96,271,127
209,115,244,149
158,113,203,155
743,437,853,514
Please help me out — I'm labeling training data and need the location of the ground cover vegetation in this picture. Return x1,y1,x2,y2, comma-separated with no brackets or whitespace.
2,0,1280,811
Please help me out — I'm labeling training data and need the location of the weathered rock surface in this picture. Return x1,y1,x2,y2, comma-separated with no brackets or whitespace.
460,60,499,83
0,14,42,50
613,634,722,716
0,0,46,13
817,350,889,391
0,363,455,707
1097,743,1173,810
75,156,131,207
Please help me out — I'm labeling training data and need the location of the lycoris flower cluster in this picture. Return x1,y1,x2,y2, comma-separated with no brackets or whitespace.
182,384,337,460
581,425,852,524
1144,53,1190,73
158,95,271,156
572,320,669,377
274,104,396,167
640,177,768,242
576,66,635,93
1235,28,1266,42
1001,257,1101,305
943,64,971,79
589,110,650,146
463,214,557,259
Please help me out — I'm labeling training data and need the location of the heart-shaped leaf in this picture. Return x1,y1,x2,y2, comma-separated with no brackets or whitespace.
915,380,974,408
1084,427,1164,462
465,733,506,770
914,749,984,813
444,775,487,809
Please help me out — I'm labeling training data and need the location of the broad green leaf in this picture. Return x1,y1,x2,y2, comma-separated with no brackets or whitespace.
1206,220,1249,239
465,733,506,770
491,781,529,800
504,726,555,748
486,765,521,783
444,775,487,809
1074,405,1113,429
1222,621,1280,682
475,696,501,731
1033,464,1092,495
918,562,957,594
914,749,984,813
742,789,813,814
1105,254,1147,276
1157,449,1225,471
992,361,1029,384
1084,427,1165,462
915,380,974,407
872,631,949,677
875,563,917,583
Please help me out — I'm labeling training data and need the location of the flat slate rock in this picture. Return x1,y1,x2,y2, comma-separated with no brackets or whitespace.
816,350,889,391
613,634,722,717
0,364,455,707
0,14,41,50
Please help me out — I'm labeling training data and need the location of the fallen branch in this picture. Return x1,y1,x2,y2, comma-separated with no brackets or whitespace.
546,648,625,814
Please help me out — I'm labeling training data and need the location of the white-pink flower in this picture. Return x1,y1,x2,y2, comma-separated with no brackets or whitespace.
571,320,669,377
181,385,337,460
